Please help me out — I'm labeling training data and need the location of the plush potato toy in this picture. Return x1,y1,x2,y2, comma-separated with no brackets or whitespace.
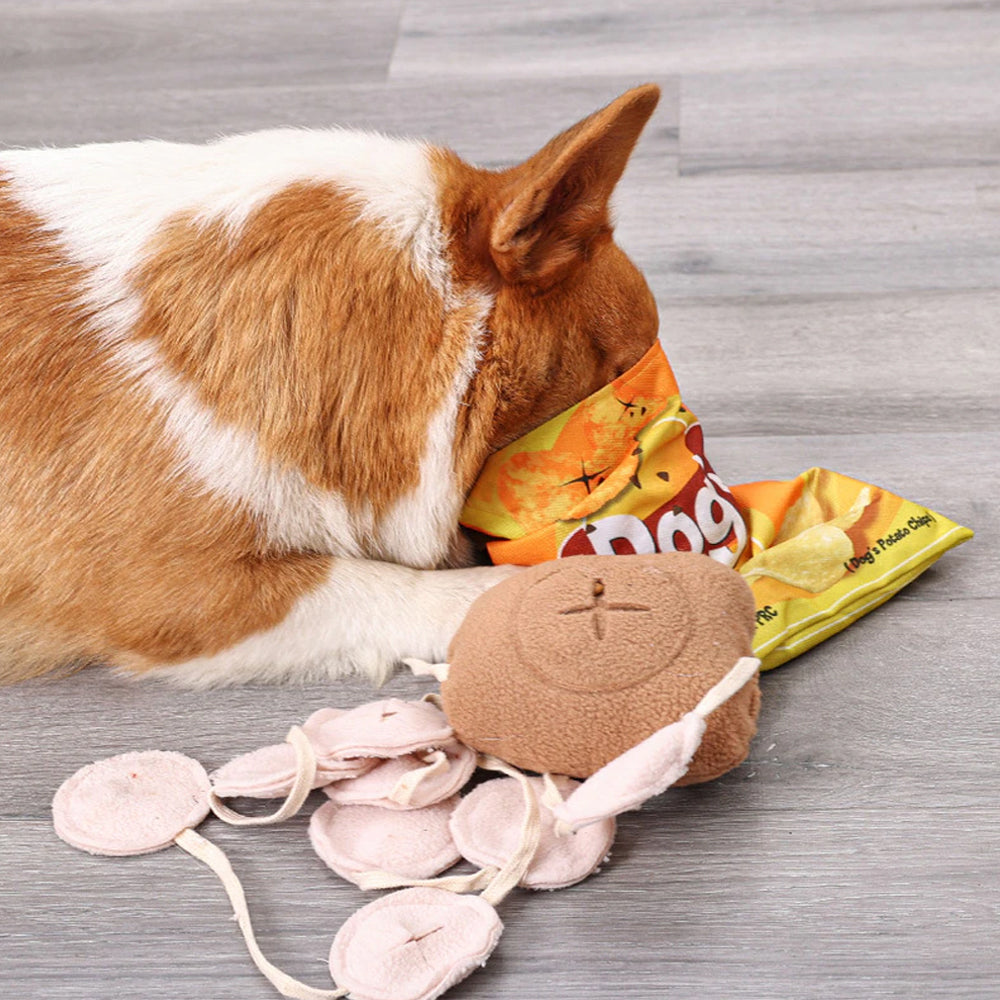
442,552,760,784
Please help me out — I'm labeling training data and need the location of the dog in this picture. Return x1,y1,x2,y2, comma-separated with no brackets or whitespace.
0,84,661,687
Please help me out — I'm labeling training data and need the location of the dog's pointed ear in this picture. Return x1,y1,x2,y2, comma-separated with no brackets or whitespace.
490,84,659,288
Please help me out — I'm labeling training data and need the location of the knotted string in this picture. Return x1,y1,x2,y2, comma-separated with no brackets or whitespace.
352,753,542,907
388,749,450,807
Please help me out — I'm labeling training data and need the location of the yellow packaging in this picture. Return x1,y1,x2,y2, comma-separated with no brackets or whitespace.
731,469,972,667
461,341,973,670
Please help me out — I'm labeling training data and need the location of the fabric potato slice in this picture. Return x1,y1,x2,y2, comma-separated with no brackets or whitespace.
449,775,615,890
330,886,503,1000
309,798,461,887
311,699,454,762
324,742,476,810
211,742,374,799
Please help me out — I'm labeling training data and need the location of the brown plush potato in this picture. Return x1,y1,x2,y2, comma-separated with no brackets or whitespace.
441,552,759,783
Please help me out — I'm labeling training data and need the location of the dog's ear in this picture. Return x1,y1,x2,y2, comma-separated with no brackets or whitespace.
490,84,659,288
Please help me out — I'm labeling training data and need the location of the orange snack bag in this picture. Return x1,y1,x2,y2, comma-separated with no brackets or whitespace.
461,341,973,670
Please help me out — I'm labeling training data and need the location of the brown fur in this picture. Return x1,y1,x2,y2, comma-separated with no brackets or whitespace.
0,84,661,683
442,84,662,490
134,183,472,519
0,181,332,678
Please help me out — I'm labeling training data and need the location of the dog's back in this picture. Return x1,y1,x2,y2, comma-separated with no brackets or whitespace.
0,85,661,685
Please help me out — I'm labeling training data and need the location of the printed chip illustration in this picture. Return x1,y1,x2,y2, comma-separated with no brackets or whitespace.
741,486,873,593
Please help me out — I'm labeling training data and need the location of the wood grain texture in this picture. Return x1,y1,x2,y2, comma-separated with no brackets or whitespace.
615,163,1000,299
680,63,1000,176
0,0,405,145
0,74,679,157
1,1,998,998
391,0,1000,78
655,290,998,432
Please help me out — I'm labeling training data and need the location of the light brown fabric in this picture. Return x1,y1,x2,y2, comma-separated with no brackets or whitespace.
441,553,759,783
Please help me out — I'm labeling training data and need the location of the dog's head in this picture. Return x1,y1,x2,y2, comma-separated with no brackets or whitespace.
434,85,662,486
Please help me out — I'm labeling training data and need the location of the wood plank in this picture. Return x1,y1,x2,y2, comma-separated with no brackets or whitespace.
615,164,1000,299
392,0,1000,79
0,0,404,145
655,291,1000,435
681,63,1000,175
3,794,997,996
0,74,677,169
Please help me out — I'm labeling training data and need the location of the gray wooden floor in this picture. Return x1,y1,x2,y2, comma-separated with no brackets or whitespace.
1,3,998,998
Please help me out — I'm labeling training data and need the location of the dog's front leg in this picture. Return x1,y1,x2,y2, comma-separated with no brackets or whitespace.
151,559,521,688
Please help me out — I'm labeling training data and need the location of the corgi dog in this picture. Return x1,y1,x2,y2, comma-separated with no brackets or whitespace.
0,85,660,687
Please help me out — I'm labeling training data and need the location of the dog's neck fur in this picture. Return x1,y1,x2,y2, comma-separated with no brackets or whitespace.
2,130,486,569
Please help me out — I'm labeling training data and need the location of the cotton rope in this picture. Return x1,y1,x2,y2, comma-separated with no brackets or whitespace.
353,866,500,894
403,657,451,682
210,726,317,827
475,755,542,906
388,749,450,807
175,827,346,1000
693,656,761,718
351,754,543,906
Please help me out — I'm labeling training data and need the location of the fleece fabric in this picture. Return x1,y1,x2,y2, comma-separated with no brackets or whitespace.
52,751,211,856
449,775,615,890
210,706,376,799
309,798,461,886
324,743,476,810
442,552,759,782
329,887,503,1000
313,699,454,762
211,741,374,799
301,706,347,735
550,713,706,832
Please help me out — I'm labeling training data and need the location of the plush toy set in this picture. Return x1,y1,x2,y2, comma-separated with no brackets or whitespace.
54,553,761,1000
52,338,972,999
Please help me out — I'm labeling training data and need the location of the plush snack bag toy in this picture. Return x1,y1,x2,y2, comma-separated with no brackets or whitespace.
51,632,763,1000
461,340,973,669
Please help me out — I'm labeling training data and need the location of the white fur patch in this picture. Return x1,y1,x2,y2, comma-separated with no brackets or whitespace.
0,130,477,564
375,289,491,567
129,341,366,557
3,130,446,305
152,560,520,688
